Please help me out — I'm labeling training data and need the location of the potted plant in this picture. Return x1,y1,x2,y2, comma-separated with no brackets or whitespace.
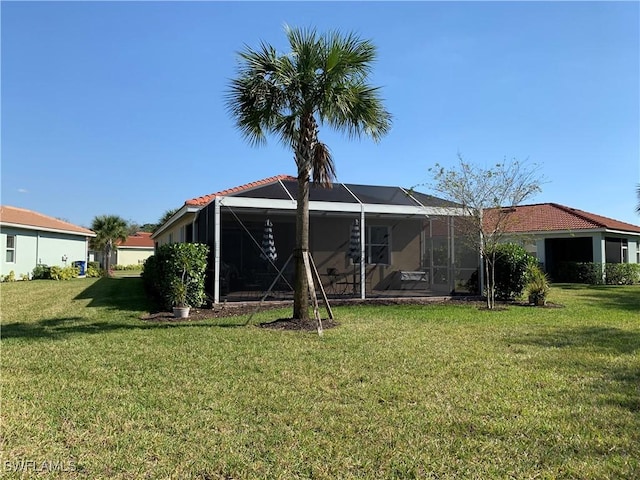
171,276,190,318
526,264,550,306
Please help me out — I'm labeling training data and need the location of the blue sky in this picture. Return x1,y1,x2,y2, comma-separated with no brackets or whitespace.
2,1,639,227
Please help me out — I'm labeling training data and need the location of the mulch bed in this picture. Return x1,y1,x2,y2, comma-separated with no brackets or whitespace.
139,296,562,330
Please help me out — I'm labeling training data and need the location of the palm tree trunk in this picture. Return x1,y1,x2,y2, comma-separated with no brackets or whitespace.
104,242,112,277
293,167,311,320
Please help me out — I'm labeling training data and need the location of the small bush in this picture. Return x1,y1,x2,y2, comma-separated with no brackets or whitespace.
113,264,144,271
141,243,209,310
490,243,535,300
525,263,550,306
86,265,102,278
32,264,51,280
2,270,16,282
88,261,100,270
50,265,79,281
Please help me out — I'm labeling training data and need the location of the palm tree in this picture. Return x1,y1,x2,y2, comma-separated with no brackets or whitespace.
636,184,640,215
226,26,391,320
90,215,128,276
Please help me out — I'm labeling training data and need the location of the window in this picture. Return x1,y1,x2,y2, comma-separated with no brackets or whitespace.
5,235,16,263
366,226,390,265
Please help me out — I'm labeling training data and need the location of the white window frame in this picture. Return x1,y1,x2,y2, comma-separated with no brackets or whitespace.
366,225,391,265
5,235,16,263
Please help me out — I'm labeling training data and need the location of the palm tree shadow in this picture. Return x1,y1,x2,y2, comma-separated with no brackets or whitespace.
74,276,152,312
0,315,239,341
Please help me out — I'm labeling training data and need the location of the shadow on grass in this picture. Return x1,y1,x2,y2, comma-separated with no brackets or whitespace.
0,315,245,341
74,276,152,312
555,283,640,312
509,326,640,412
514,325,640,355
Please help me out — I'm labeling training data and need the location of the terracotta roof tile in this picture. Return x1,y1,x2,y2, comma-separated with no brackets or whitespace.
486,203,640,234
119,232,154,248
185,174,297,206
0,205,95,236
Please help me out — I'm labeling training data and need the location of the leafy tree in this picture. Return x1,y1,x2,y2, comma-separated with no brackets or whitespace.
90,215,128,276
139,223,157,233
427,155,543,309
226,26,391,320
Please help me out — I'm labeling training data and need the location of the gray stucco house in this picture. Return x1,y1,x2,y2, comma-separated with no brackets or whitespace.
489,203,640,280
0,205,95,278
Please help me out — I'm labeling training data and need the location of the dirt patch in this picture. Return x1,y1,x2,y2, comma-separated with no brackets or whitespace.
140,302,287,323
258,317,339,331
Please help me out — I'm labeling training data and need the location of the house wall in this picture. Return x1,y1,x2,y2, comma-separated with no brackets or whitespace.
502,231,640,283
1,227,89,277
155,217,195,246
116,248,154,266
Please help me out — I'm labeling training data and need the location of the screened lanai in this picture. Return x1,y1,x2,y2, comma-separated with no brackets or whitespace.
191,176,478,303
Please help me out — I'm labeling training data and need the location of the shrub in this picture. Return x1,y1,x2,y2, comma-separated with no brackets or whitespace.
86,265,102,278
142,243,209,310
555,262,604,284
113,264,143,271
32,264,51,280
525,263,550,306
605,263,640,285
490,243,535,300
1,270,16,282
88,261,101,270
50,265,79,281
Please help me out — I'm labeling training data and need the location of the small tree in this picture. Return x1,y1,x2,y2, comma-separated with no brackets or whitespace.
90,215,128,276
427,155,543,309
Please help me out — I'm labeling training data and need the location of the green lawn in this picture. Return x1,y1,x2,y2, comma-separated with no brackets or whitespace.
1,279,638,479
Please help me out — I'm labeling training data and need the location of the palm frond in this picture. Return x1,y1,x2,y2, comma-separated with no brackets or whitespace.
311,141,336,188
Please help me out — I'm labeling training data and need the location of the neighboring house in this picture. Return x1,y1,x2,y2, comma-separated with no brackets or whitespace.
117,232,154,266
0,205,95,277
152,174,477,303
90,232,155,268
488,203,640,279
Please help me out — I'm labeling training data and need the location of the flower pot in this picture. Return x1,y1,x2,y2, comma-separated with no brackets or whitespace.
173,306,190,318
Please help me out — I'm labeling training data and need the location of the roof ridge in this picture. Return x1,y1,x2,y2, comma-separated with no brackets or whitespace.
548,203,607,228
185,174,296,207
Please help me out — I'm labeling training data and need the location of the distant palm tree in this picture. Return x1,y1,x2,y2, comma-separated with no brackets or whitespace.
226,26,391,321
90,215,128,275
636,184,640,215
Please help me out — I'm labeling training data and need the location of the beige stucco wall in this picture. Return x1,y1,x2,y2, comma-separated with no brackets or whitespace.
154,217,194,246
116,247,154,266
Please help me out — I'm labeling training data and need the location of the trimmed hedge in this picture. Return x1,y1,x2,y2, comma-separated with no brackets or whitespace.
555,262,640,285
142,243,209,310
605,263,640,285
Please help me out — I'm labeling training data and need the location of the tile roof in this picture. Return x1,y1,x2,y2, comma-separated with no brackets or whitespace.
487,203,640,234
185,174,297,206
0,205,95,236
119,232,154,248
